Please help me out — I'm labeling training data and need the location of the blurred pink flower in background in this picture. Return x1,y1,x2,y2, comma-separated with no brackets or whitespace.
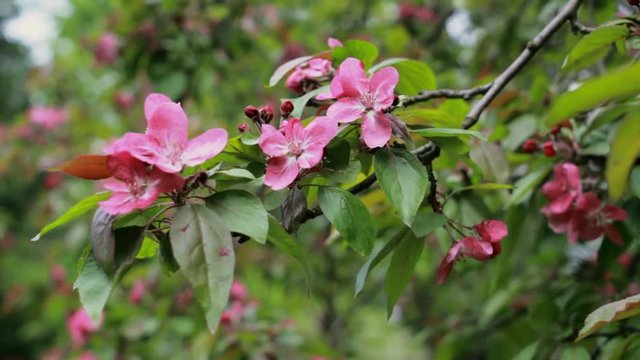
94,32,119,65
66,308,102,348
27,106,67,130
129,280,147,304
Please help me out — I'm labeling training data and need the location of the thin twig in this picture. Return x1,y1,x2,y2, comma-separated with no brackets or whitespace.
569,16,594,34
397,83,492,109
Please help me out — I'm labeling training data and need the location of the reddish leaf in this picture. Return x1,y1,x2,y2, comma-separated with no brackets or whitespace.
51,155,113,180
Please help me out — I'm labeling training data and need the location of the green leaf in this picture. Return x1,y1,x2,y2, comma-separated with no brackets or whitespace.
170,204,235,334
267,215,312,289
512,341,539,360
136,237,158,259
91,209,118,271
396,109,461,128
374,148,428,226
410,210,448,237
206,190,268,244
508,162,554,206
560,346,590,360
355,229,408,297
74,252,113,323
470,142,509,184
333,40,378,69
268,55,313,87
412,127,487,141
547,62,640,126
630,167,640,199
286,85,329,119
562,25,628,71
281,186,308,233
384,230,423,317
393,59,437,96
318,187,376,255
457,183,513,192
32,192,110,241
607,112,640,200
577,293,640,341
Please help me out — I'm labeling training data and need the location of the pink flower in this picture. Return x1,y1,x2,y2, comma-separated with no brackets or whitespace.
317,57,399,148
230,281,248,302
106,93,228,173
78,352,99,360
541,163,582,215
27,107,67,130
286,58,333,93
327,37,343,48
115,91,135,111
437,220,508,284
129,280,147,304
258,116,337,190
94,32,119,65
66,309,102,348
567,192,627,245
220,301,245,327
99,153,184,215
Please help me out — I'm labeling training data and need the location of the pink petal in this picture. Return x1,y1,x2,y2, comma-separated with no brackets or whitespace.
151,168,185,194
603,205,628,221
259,124,289,157
297,143,324,169
327,37,343,48
264,156,300,191
146,102,189,147
144,93,173,120
604,225,624,246
336,57,369,97
361,111,392,148
99,190,136,215
101,177,130,193
370,67,399,111
284,118,305,144
303,116,338,148
114,133,179,172
326,98,365,123
460,237,494,260
559,163,582,191
437,242,461,285
547,192,575,214
575,192,601,212
182,128,228,167
474,220,508,243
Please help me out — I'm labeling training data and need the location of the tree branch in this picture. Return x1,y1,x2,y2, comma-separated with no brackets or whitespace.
397,83,492,108
462,0,584,129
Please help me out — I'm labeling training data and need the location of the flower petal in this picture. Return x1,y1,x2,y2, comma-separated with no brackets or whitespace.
437,242,461,285
336,57,368,97
303,116,338,148
604,225,624,246
370,66,399,111
460,237,494,260
264,156,299,191
182,128,228,167
603,205,628,221
258,124,289,157
146,102,189,147
474,220,508,243
297,143,324,169
151,168,185,194
326,98,365,123
144,93,173,120
361,111,392,148
99,190,136,215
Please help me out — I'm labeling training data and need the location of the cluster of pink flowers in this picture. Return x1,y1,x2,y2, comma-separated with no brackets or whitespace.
99,93,228,214
541,163,627,245
27,106,68,130
220,281,252,327
285,38,342,93
437,220,508,284
66,308,102,348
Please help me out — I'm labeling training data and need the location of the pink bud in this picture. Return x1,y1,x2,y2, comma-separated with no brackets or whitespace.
230,281,248,302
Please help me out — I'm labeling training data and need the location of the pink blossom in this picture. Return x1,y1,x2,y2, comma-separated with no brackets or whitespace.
258,116,337,190
220,301,245,327
99,153,184,215
66,309,102,348
129,280,147,304
286,58,333,93
106,93,228,173
230,281,248,302
327,37,343,48
115,91,135,111
437,220,508,284
94,32,119,65
78,352,98,360
27,107,68,130
541,163,582,215
317,57,399,148
567,192,627,245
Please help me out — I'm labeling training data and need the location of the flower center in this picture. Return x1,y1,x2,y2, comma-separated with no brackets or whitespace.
361,92,376,110
164,141,183,166
288,141,304,156
127,178,148,198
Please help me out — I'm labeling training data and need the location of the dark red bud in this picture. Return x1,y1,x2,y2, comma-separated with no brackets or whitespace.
280,101,294,117
542,141,556,157
244,105,259,120
522,139,538,153
237,123,250,133
550,126,561,136
260,105,274,123
628,0,639,6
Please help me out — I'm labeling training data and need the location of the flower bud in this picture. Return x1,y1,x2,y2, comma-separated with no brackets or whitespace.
260,104,274,123
237,123,250,133
280,100,294,118
522,139,538,153
542,141,556,157
244,105,259,120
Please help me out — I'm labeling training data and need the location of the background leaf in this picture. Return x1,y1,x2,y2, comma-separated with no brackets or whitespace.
562,25,628,71
267,215,312,289
606,112,640,200
384,230,423,317
207,189,268,244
